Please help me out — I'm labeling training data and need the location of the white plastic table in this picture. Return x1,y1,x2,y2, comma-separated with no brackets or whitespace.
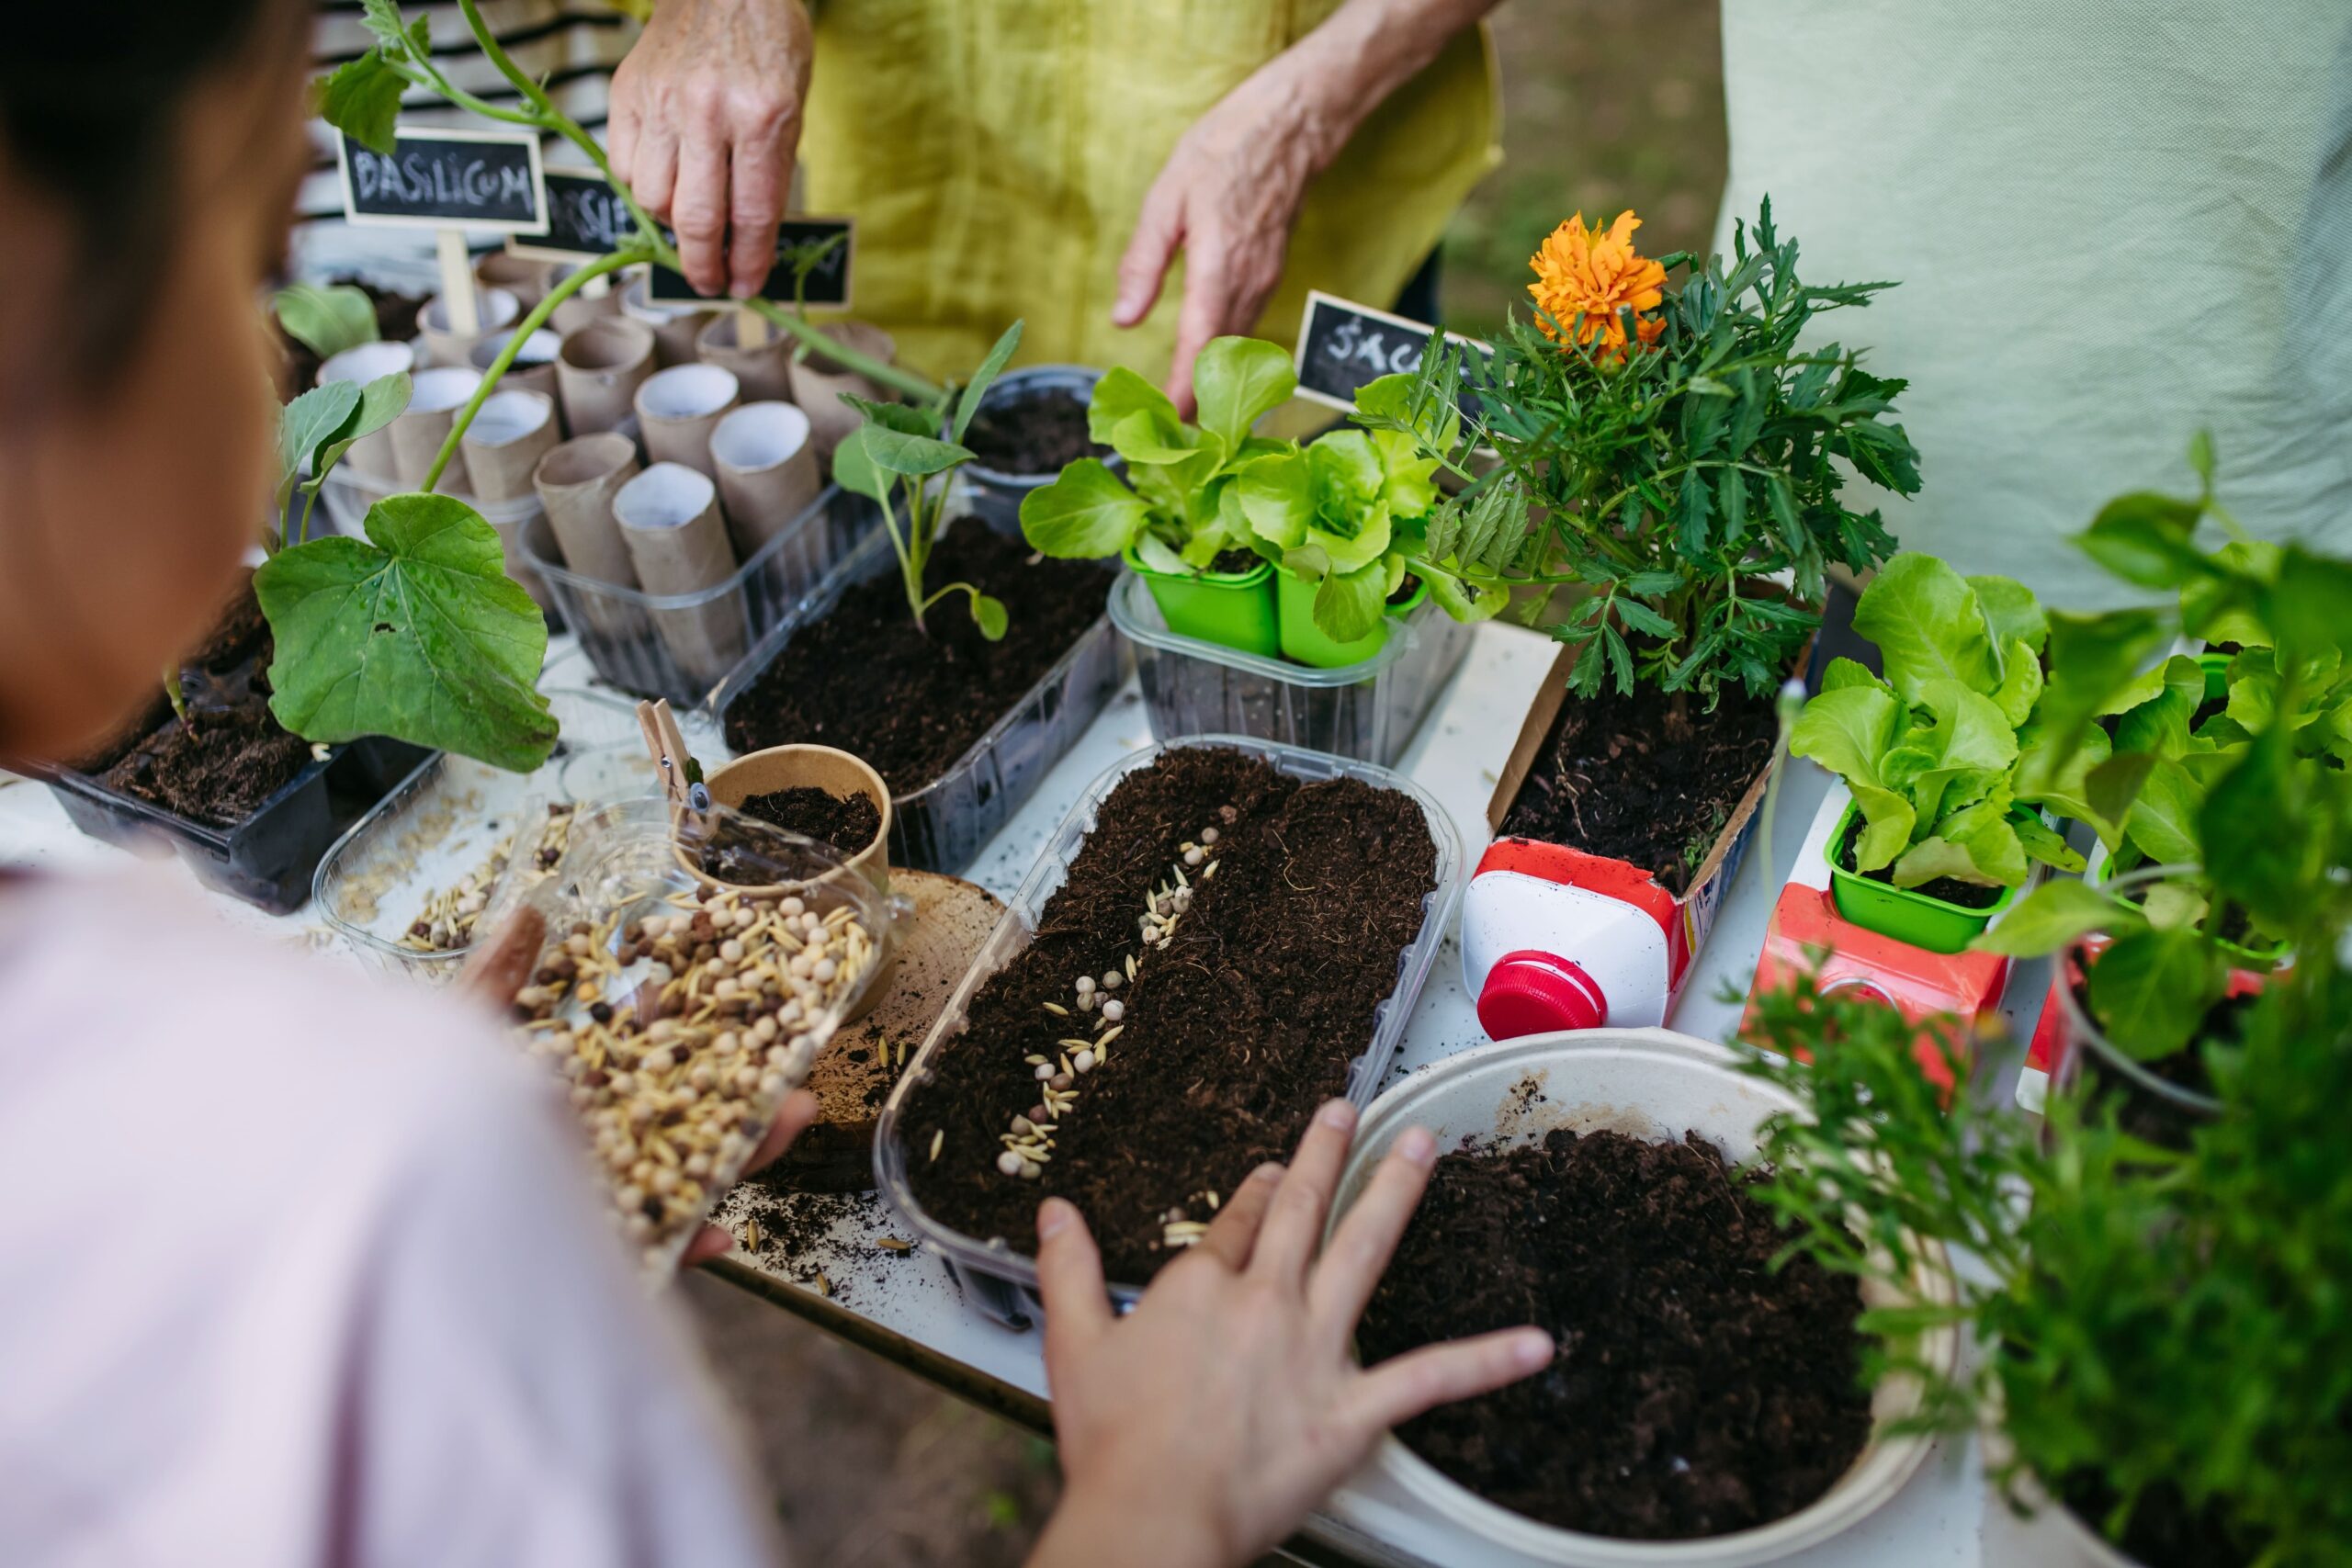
0,624,2089,1567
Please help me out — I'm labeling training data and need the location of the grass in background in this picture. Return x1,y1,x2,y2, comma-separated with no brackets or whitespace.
1442,0,1728,337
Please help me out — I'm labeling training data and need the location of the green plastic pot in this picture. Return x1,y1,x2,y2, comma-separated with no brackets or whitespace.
1826,799,2018,954
2197,649,2231,704
1275,571,1427,669
1124,547,1280,658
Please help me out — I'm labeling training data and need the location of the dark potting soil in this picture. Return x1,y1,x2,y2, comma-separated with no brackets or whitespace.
1388,572,1422,606
1356,1126,1872,1541
720,525,1106,796
276,280,425,396
962,387,1110,475
899,747,1438,1283
1501,674,1778,894
1835,811,2004,909
2058,1472,2256,1568
739,785,883,857
1207,548,1261,576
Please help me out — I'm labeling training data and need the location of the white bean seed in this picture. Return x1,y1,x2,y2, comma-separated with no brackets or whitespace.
997,1151,1024,1177
1202,827,1220,844
781,897,807,917
1102,999,1125,1022
1074,1050,1096,1073
1075,976,1096,995
1019,1160,1042,1180
1034,1063,1056,1081
1183,847,1204,866
1101,970,1121,990
719,939,744,963
813,958,838,982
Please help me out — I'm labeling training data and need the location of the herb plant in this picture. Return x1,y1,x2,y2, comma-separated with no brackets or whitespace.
273,282,380,362
830,322,1024,638
1741,969,2352,1567
1360,201,1919,706
1018,336,1297,574
1790,553,2082,890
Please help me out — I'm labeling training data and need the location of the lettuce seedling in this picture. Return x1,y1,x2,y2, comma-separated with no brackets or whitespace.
1019,336,1296,572
1235,419,1442,641
1790,553,2081,889
829,322,1023,639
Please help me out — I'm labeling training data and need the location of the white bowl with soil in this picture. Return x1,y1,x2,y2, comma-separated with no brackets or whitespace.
1338,1027,1957,1566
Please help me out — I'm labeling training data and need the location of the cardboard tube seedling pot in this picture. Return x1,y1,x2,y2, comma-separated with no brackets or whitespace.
551,271,624,335
696,312,795,402
469,327,562,404
790,321,896,462
533,432,642,641
613,462,745,688
316,340,416,481
1124,548,1281,657
556,317,658,436
622,273,718,368
1335,1028,1955,1566
710,401,822,558
1824,799,2018,954
389,365,485,491
460,389,562,615
474,251,554,309
635,363,741,478
418,286,520,367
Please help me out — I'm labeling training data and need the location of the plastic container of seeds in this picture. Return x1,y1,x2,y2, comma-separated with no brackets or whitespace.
498,795,905,1280
871,734,1464,1327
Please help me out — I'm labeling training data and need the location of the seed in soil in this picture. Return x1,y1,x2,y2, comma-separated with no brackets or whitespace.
899,746,1437,1283
1355,1124,1871,1541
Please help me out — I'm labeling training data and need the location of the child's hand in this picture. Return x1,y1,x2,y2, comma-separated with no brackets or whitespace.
1024,1099,1553,1568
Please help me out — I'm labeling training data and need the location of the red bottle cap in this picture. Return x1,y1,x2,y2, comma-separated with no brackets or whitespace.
1477,950,1608,1038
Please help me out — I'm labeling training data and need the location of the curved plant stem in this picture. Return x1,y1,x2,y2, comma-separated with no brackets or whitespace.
423,246,640,492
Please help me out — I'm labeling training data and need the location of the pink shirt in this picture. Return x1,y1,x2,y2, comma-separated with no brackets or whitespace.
0,871,780,1568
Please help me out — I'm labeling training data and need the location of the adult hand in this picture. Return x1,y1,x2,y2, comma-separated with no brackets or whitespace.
458,908,818,1270
1023,1099,1553,1568
607,0,814,299
1112,59,1331,417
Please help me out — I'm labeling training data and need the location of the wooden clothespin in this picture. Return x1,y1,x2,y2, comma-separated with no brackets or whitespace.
633,699,709,812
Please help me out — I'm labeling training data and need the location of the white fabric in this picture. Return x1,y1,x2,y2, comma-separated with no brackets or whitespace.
1719,1,2352,607
0,871,779,1568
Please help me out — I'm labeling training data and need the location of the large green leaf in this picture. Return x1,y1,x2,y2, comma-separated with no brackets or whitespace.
1819,657,1887,694
313,27,420,155
2111,655,2206,760
274,284,379,361
830,424,889,504
1237,449,1313,550
2077,491,2209,589
254,492,556,771
310,372,411,489
1019,460,1151,559
1849,784,1916,872
1192,336,1295,456
1939,792,2030,885
277,381,362,508
1972,878,2141,957
859,424,973,479
2009,811,2084,872
1854,553,1999,702
1969,574,2048,658
1988,638,2043,728
2124,757,2203,864
1087,367,1181,446
951,321,1023,444
2086,924,2221,1060
1789,685,1904,787
1315,559,1390,642
1890,835,1992,888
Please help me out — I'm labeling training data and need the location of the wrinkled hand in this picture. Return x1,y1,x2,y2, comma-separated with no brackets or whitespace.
458,907,817,1271
608,0,814,299
1023,1099,1553,1568
1114,61,1332,416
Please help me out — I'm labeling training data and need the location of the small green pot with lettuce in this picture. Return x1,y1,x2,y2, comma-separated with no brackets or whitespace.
1017,337,1297,656
1790,553,2085,952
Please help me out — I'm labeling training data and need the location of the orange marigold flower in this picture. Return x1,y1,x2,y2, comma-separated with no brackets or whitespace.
1528,210,1668,356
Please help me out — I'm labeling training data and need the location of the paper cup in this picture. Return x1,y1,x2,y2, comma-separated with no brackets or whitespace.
418,286,521,367
459,389,560,502
634,363,741,479
389,365,485,491
789,320,896,463
556,318,657,436
476,252,555,309
316,339,416,480
711,401,821,557
695,311,795,402
613,462,745,688
532,433,641,588
622,273,718,368
468,328,562,406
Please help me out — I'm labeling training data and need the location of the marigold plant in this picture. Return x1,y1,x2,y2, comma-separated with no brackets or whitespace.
1527,210,1667,356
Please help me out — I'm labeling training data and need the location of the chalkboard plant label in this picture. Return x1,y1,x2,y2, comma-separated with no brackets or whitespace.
1293,290,1487,415
508,169,639,261
337,127,549,233
650,220,854,309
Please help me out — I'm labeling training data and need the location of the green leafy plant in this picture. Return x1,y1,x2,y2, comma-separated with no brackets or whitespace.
1740,969,2352,1567
1359,199,1919,705
1789,553,2081,890
271,374,409,552
830,322,1023,638
1019,336,1296,573
1235,418,1442,641
273,282,379,361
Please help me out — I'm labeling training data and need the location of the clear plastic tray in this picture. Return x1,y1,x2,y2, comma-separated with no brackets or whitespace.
871,734,1464,1326
313,691,665,982
708,522,1128,874
1107,572,1471,767
524,482,879,706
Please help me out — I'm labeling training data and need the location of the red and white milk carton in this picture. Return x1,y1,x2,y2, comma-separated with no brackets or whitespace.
1743,782,2017,1091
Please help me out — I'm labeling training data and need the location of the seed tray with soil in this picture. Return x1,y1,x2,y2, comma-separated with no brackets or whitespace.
714,520,1125,874
1332,1029,1954,1561
956,366,1114,534
1502,666,1781,896
26,573,425,911
874,739,1461,1324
